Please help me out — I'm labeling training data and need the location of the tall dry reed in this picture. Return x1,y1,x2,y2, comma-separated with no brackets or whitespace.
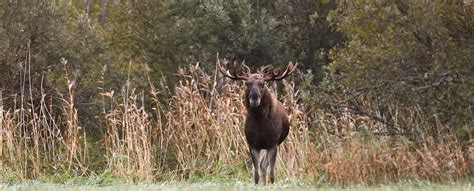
0,61,472,184
0,58,85,180
101,89,154,181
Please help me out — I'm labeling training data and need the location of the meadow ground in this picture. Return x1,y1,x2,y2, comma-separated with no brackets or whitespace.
1,180,473,191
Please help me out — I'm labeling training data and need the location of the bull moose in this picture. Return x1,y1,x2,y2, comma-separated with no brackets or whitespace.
219,61,297,185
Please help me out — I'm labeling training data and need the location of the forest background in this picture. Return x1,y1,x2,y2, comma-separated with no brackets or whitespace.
0,0,473,185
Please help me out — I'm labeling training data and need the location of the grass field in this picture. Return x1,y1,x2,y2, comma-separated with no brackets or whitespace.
1,181,473,191
1,64,472,188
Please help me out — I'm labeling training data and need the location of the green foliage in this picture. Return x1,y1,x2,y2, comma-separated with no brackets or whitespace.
1,167,21,184
0,1,116,132
105,1,341,75
1,1,342,133
37,171,119,185
1,0,473,185
327,1,473,137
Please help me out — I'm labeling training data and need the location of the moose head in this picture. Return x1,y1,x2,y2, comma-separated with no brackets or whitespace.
218,61,298,108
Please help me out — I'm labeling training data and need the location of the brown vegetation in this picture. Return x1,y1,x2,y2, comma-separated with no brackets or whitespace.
0,61,472,185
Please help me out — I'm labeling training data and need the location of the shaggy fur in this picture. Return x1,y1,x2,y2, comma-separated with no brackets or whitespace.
219,62,296,185
244,82,290,184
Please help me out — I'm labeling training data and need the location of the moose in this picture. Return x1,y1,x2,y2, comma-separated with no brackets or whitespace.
219,61,297,185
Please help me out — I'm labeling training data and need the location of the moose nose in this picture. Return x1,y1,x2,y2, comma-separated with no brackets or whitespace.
249,98,260,107
249,94,261,107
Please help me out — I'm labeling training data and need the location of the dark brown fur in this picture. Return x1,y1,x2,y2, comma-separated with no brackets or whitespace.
218,61,297,185
244,85,290,149
243,78,290,185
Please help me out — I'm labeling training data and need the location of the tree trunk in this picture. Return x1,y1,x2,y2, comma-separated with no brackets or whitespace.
99,0,107,25
84,0,91,15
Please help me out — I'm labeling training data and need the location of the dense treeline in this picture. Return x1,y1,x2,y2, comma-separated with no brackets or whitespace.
328,1,473,138
1,0,343,131
0,0,472,183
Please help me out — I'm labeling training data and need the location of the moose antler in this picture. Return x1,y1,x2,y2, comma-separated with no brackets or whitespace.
263,61,298,81
218,59,249,80
259,65,273,75
241,60,251,76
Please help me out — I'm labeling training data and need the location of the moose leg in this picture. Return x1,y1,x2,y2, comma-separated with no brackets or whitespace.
268,146,278,184
259,151,267,185
250,148,260,184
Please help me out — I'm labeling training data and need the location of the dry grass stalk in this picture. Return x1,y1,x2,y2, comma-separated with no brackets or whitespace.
0,62,472,184
0,58,86,179
59,58,85,172
101,62,155,181
102,89,154,181
322,137,469,185
165,64,318,180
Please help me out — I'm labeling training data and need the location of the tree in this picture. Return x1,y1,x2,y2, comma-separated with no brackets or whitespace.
105,1,342,82
327,0,473,136
0,1,113,133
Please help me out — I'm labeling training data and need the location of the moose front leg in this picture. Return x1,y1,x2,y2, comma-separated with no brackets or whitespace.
250,148,260,184
268,146,278,184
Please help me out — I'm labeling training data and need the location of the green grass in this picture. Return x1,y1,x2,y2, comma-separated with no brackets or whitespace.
1,180,472,191
1,167,473,190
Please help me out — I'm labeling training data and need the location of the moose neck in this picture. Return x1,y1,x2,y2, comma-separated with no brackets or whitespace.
246,88,273,117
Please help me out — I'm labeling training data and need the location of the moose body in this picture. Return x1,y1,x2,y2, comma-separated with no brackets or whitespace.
245,90,290,184
219,61,297,185
244,98,289,150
